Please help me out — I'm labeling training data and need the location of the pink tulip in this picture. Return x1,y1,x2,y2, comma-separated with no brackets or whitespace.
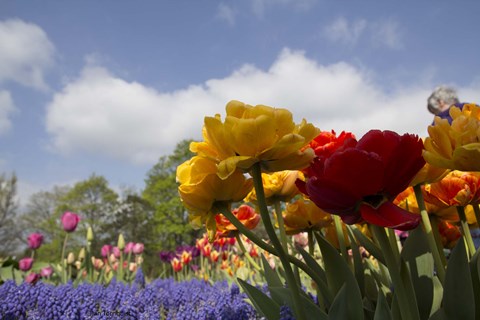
40,266,53,278
27,233,44,250
132,243,144,255
101,244,112,258
124,242,135,254
61,212,80,232
112,246,121,258
19,257,34,272
25,273,41,284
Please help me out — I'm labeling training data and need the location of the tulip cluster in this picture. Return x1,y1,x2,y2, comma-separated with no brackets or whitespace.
176,100,480,320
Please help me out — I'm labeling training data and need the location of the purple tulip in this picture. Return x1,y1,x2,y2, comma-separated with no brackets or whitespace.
25,272,41,284
124,242,135,254
40,266,53,278
132,243,144,255
19,257,34,272
61,212,80,232
101,244,112,258
27,233,44,250
159,251,174,263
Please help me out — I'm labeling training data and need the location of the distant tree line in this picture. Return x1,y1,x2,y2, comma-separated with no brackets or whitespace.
0,139,201,278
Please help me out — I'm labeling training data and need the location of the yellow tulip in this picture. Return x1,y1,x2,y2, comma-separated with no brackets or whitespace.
283,198,332,234
423,103,480,171
177,156,253,233
190,100,320,179
245,170,304,204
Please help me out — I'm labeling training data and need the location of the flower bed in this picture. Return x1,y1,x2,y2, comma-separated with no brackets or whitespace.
0,274,258,319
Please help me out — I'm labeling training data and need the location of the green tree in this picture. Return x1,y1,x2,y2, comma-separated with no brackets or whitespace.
143,139,201,251
0,173,20,256
54,174,119,255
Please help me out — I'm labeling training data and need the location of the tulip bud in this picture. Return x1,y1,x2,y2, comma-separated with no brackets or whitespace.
61,212,80,232
40,266,53,278
87,227,94,242
124,242,135,254
109,253,117,264
112,246,121,259
132,243,144,255
78,248,86,261
19,257,34,272
101,244,112,258
117,234,125,250
25,273,40,284
27,233,44,250
74,261,82,269
67,252,75,264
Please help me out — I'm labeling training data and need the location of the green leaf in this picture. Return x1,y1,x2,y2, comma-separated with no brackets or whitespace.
1,258,19,269
261,254,283,288
391,294,402,320
297,246,333,307
269,286,327,320
347,226,365,296
351,225,385,265
374,289,392,320
315,232,363,318
401,227,434,319
430,276,443,317
238,278,281,320
470,248,480,318
327,283,364,320
442,239,475,319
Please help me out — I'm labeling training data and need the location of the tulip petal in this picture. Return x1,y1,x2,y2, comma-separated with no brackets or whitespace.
452,143,480,171
305,176,360,214
360,202,420,231
323,148,384,198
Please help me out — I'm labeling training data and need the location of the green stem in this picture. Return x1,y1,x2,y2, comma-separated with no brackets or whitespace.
371,225,420,320
333,215,349,264
250,163,306,320
235,233,262,271
61,233,69,284
274,201,289,252
429,216,447,267
217,203,333,306
387,228,400,264
456,206,475,259
413,184,446,284
307,229,314,256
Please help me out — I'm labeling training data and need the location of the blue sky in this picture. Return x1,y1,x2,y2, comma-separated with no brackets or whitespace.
1,1,480,208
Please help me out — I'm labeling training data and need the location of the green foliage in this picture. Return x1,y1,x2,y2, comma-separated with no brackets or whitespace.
0,173,20,256
143,139,201,250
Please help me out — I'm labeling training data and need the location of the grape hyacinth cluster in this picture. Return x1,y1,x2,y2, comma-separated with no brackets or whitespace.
0,273,259,319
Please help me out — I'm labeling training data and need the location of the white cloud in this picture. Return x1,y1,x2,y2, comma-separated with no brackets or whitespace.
217,3,236,26
371,19,403,50
323,17,367,46
0,19,55,90
323,17,403,50
46,48,479,165
0,90,16,135
251,0,316,17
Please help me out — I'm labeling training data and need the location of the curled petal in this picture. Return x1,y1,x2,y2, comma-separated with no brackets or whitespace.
360,202,420,231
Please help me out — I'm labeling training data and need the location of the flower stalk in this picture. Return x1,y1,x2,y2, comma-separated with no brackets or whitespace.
413,184,446,284
456,206,476,258
251,163,306,320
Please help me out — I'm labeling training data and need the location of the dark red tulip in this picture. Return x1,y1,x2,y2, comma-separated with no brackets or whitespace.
297,129,425,230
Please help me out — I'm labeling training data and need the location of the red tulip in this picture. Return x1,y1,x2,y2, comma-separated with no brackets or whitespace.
27,233,44,250
297,130,425,230
61,212,80,232
25,272,41,284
